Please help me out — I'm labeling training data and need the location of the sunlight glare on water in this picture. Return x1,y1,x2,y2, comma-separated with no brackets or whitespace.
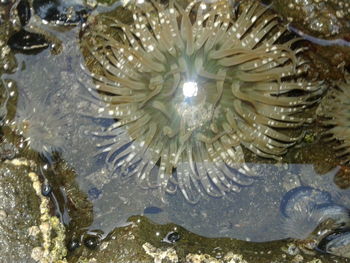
182,81,199,98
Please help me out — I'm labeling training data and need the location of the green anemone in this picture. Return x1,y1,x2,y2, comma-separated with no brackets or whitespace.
81,0,323,203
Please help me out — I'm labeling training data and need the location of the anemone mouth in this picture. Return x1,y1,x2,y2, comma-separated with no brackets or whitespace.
319,75,350,164
81,0,324,203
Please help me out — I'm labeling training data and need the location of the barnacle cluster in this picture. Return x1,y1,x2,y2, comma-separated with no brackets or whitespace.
81,0,323,202
28,170,67,263
319,76,350,164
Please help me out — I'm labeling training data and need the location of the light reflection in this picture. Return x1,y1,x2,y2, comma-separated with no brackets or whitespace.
182,81,198,98
122,0,145,6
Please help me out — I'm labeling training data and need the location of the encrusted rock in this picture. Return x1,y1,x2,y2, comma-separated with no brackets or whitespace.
0,158,67,263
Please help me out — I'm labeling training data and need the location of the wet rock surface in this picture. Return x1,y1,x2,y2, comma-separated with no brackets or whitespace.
271,0,350,80
69,216,349,263
70,217,154,263
0,1,17,74
0,159,41,263
273,0,350,37
0,158,68,263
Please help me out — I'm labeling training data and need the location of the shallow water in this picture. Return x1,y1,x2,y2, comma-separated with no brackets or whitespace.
1,0,350,260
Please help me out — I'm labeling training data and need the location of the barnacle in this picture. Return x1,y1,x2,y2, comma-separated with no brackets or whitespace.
319,76,350,164
81,0,323,202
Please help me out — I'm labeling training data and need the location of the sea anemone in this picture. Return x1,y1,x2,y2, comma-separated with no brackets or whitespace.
13,92,68,163
81,0,323,202
319,76,350,164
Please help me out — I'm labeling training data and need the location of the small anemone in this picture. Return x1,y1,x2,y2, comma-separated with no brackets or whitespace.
13,92,68,163
81,0,324,202
319,75,350,164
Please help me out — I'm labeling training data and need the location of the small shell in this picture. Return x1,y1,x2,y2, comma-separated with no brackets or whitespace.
318,230,350,259
8,30,49,52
